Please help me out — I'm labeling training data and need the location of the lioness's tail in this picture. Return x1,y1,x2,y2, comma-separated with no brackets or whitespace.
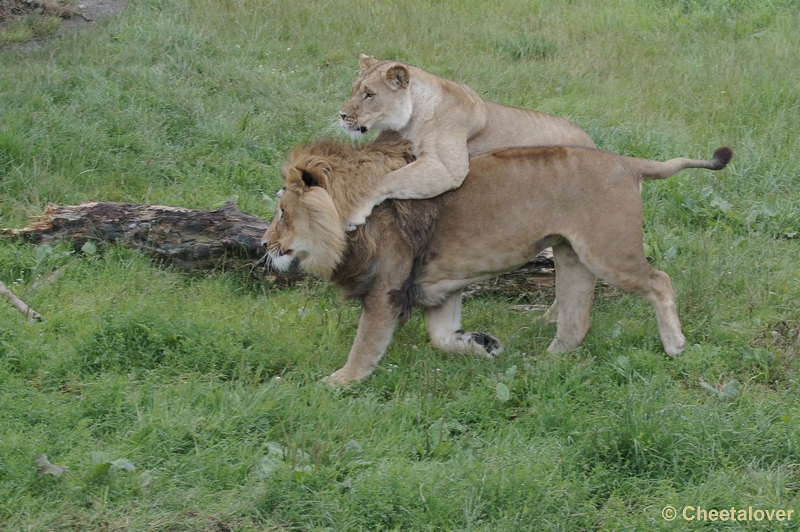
637,146,733,180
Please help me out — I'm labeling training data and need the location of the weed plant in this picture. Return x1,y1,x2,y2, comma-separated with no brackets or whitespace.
1,0,799,529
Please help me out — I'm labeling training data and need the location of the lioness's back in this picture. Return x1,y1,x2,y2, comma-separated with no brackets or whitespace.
468,101,595,154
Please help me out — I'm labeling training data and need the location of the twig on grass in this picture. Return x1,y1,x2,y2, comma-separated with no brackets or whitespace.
0,279,43,321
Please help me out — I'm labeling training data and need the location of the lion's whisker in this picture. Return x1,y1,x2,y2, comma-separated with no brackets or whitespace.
253,252,269,267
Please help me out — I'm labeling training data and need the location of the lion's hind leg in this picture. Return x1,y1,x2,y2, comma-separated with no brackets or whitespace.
547,242,596,354
424,292,503,359
542,299,559,324
641,269,685,357
571,239,685,357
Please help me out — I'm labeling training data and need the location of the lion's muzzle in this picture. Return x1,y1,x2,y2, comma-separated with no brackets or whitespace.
265,245,295,272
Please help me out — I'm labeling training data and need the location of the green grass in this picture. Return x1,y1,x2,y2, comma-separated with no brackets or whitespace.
0,13,62,44
1,0,800,529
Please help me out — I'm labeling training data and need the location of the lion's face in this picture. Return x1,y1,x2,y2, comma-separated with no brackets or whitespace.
338,55,413,137
262,187,302,272
261,155,347,280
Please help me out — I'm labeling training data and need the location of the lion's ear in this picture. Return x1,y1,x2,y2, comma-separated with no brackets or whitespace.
300,168,327,190
285,167,306,195
384,64,410,90
286,160,330,194
359,53,377,70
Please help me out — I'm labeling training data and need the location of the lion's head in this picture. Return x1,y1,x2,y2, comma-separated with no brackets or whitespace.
262,137,418,281
262,150,345,280
338,54,413,137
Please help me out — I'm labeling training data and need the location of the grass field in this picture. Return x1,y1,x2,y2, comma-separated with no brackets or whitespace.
1,0,799,529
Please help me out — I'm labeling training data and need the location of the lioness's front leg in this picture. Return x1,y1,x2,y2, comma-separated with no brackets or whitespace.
424,292,503,359
347,135,470,230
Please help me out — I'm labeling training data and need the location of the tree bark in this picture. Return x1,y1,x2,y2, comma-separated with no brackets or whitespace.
2,201,552,293
2,201,300,282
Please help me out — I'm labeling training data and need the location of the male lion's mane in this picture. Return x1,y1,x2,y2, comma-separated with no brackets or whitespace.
287,135,440,313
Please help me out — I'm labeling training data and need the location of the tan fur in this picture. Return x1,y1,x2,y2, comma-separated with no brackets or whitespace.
338,54,596,229
263,138,732,385
263,137,432,282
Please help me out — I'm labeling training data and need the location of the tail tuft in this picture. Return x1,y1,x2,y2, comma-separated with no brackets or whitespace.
710,146,734,170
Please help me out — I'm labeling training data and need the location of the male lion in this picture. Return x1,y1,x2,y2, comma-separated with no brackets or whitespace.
262,136,732,385
338,54,595,230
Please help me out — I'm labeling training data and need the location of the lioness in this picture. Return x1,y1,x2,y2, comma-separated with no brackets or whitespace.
338,54,595,230
263,137,732,385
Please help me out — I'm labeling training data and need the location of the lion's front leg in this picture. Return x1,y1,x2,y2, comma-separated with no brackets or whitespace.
327,301,399,385
326,316,395,384
424,292,503,359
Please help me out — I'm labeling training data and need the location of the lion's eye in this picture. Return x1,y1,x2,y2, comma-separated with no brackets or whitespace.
364,92,375,100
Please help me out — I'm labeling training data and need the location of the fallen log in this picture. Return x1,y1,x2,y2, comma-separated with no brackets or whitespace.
2,201,303,282
3,201,267,267
2,201,554,294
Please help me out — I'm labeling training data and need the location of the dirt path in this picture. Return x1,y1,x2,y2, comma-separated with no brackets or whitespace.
3,0,127,51
64,0,127,29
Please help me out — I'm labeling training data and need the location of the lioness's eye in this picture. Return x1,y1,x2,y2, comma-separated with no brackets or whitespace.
364,92,374,99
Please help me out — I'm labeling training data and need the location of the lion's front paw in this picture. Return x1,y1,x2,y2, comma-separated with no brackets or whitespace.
471,332,504,359
325,368,362,387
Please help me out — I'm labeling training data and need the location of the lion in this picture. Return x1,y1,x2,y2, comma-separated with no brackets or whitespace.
338,54,595,230
262,136,732,385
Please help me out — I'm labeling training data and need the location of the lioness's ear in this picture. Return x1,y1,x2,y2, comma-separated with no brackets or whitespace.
384,64,410,90
359,53,377,70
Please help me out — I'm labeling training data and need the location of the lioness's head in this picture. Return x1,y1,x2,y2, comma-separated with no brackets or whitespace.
338,54,413,137
262,151,346,280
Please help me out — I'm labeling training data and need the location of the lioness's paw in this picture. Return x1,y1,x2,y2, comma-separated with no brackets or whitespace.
346,206,374,231
471,332,503,359
346,216,367,232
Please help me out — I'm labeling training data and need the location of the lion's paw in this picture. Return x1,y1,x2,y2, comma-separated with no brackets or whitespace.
325,368,366,387
471,332,503,358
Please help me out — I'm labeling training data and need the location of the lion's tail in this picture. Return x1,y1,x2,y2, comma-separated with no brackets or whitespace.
638,146,733,180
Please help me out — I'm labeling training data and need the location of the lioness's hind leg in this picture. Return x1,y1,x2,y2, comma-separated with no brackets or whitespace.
548,243,596,354
425,292,503,359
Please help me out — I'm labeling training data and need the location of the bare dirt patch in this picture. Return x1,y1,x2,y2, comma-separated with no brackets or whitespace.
1,0,126,50
63,0,127,28
0,0,77,21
